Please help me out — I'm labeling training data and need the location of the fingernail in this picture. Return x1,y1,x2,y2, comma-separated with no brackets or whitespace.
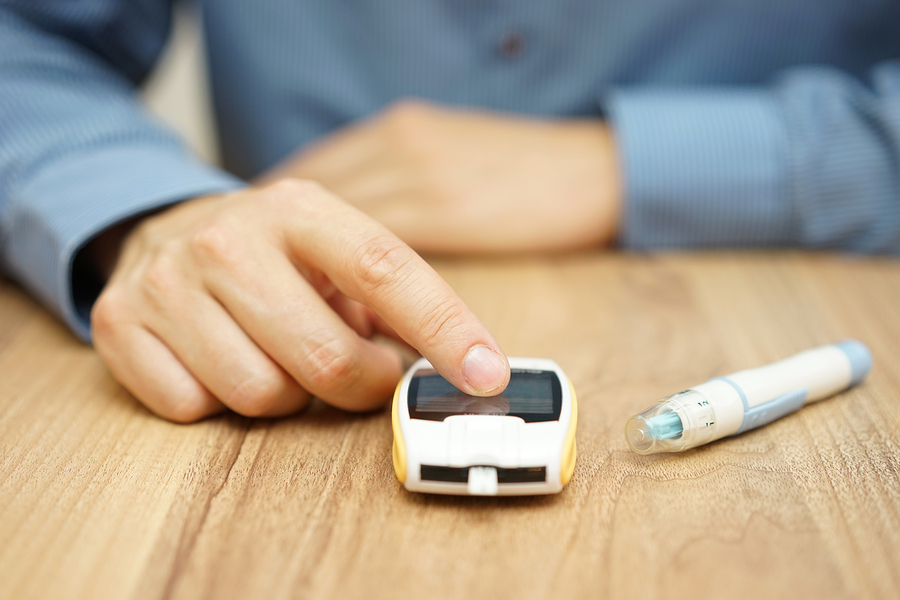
462,345,508,394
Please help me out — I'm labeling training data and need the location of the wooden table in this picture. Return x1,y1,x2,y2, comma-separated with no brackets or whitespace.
1,252,899,600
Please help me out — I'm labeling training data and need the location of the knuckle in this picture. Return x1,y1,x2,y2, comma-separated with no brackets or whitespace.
225,373,286,417
91,287,131,337
133,374,214,424
352,235,415,295
418,295,467,347
161,388,214,424
258,178,335,223
300,338,360,397
141,252,183,305
189,220,239,267
384,100,434,148
264,178,328,206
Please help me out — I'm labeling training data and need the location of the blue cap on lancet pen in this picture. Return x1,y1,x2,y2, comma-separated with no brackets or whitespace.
835,339,873,387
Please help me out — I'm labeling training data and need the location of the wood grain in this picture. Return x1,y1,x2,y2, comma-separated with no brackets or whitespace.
1,252,899,600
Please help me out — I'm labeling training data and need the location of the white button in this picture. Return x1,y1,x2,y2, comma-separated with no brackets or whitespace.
467,466,499,495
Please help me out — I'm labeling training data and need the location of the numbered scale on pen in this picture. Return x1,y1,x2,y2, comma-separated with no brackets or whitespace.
626,389,718,453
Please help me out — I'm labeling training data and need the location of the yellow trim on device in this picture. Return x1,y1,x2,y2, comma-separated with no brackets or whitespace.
560,380,578,485
391,381,407,483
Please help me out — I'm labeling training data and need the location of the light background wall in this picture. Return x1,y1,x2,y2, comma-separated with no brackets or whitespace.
140,4,220,166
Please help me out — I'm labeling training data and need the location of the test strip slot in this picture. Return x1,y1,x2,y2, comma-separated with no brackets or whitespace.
420,465,546,484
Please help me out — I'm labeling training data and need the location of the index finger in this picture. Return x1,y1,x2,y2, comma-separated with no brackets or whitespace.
282,181,510,396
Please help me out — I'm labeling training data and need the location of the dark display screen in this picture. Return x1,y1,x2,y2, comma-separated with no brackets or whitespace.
407,369,561,423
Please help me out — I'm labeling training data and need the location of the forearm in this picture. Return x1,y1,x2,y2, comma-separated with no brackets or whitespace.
0,4,244,340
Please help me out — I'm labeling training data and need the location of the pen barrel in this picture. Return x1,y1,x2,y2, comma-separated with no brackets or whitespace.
724,341,868,407
709,340,872,438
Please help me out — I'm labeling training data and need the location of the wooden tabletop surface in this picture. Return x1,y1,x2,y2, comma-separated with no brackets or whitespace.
1,251,899,600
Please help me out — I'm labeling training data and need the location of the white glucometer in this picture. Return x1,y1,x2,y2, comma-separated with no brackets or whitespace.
391,357,577,496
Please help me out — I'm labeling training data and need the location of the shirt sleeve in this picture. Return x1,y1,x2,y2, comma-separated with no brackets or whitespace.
605,61,900,254
0,2,245,342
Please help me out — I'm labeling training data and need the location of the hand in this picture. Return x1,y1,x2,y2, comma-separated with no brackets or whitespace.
91,179,510,422
261,101,621,254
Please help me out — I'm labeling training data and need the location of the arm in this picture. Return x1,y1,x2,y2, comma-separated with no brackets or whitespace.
268,63,900,257
0,2,510,421
261,100,622,254
0,1,243,341
607,60,900,254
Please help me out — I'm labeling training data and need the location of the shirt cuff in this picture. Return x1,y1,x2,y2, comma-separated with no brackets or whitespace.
4,145,246,342
605,88,792,250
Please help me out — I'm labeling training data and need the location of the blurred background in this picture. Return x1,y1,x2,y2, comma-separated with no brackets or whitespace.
141,3,219,165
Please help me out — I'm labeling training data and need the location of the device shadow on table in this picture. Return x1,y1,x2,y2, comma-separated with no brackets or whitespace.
402,490,562,511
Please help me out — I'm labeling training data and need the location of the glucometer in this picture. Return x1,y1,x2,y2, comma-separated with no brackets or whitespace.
391,357,577,496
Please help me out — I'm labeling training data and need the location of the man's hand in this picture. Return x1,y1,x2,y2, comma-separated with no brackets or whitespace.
91,180,510,422
262,101,621,254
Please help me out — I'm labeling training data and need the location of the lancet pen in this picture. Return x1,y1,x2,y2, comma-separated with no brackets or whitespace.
626,340,872,455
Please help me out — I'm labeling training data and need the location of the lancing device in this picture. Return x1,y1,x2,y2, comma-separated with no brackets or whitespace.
625,340,872,455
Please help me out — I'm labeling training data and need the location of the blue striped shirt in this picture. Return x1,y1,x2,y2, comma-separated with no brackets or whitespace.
1,0,899,341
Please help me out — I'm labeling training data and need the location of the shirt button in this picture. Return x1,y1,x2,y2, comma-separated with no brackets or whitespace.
498,31,526,59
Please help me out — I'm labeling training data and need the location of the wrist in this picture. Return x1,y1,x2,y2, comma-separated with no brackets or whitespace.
596,121,621,245
87,217,144,281
71,214,146,329
564,119,621,247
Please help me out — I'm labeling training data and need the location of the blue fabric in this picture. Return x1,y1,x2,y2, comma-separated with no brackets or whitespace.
1,0,899,342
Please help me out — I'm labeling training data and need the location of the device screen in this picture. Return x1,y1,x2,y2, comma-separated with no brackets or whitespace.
407,369,562,422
